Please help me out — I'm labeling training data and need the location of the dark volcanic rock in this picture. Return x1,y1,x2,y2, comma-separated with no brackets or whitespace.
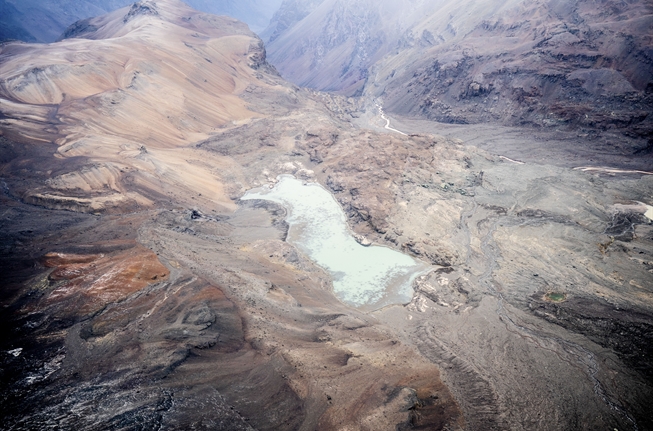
58,18,99,41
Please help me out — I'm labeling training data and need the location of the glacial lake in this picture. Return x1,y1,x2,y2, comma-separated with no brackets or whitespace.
241,175,430,311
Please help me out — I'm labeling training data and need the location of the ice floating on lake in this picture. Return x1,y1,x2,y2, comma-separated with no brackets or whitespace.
242,175,429,311
8,348,23,357
644,204,653,222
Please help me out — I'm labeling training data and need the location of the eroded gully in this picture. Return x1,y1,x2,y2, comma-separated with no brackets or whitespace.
456,169,639,430
374,107,639,429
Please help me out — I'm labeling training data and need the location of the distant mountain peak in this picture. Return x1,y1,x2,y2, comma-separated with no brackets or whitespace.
123,1,160,23
1,0,283,43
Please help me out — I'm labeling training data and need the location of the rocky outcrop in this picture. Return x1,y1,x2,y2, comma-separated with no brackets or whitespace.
58,18,99,40
123,1,160,23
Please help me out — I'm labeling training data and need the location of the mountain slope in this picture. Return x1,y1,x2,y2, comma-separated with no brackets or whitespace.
0,0,133,42
0,0,283,213
0,0,283,43
375,0,653,140
187,0,283,32
265,0,653,142
0,0,38,42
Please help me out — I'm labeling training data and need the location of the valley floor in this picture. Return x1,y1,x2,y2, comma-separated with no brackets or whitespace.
1,106,652,430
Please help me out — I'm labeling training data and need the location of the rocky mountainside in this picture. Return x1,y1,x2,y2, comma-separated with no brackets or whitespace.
0,0,133,42
265,0,653,144
263,0,396,94
0,0,283,43
259,0,325,44
1,1,653,430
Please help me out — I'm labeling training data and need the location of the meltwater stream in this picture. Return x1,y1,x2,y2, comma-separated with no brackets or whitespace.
242,175,430,311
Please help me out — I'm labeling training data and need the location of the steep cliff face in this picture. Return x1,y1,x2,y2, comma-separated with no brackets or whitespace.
266,0,653,141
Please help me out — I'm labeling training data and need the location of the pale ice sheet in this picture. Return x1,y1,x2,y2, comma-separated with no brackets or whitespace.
8,348,22,357
645,204,653,222
242,175,429,311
